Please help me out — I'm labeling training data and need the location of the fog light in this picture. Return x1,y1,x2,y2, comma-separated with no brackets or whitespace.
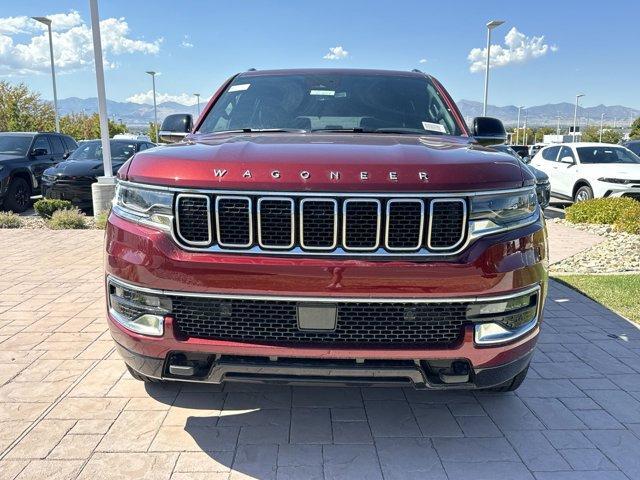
108,278,171,337
128,314,164,336
474,318,537,345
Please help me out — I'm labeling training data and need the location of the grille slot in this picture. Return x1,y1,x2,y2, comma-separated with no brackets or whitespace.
343,199,380,251
300,199,338,250
216,196,252,248
385,200,424,250
172,297,469,346
257,198,294,249
428,199,466,250
175,194,211,246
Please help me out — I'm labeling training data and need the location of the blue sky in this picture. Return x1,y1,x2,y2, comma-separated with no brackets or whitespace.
1,0,638,108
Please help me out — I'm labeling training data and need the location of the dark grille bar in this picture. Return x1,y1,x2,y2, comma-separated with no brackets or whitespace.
343,199,380,250
216,196,252,247
172,297,469,346
428,199,466,250
175,194,211,245
300,199,338,250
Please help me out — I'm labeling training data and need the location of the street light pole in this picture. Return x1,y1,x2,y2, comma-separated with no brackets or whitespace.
523,109,528,145
557,113,561,135
194,93,201,117
573,93,585,143
32,17,59,132
146,71,158,142
515,105,523,145
599,112,605,143
482,20,505,117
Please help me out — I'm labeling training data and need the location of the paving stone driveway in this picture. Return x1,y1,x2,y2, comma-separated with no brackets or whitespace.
1,229,640,480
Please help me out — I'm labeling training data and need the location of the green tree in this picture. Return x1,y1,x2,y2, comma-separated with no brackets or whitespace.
581,126,621,144
630,117,640,140
0,81,55,132
146,122,159,143
60,112,127,141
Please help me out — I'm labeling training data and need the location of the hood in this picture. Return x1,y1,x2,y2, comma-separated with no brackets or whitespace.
526,164,549,183
578,163,640,179
125,133,527,192
0,154,24,163
48,158,125,177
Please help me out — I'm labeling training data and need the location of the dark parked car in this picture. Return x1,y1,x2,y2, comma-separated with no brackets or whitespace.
492,144,551,209
42,139,155,211
0,132,77,212
625,140,640,157
510,144,530,160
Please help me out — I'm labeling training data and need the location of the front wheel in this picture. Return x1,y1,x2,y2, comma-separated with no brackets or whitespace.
574,185,593,203
485,365,529,392
3,178,32,213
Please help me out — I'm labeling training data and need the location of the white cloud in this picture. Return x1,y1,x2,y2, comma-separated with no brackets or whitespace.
419,58,427,64
467,27,555,73
181,35,193,48
323,45,348,60
126,90,204,106
0,10,162,76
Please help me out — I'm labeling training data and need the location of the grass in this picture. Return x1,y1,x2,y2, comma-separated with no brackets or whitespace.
553,274,640,324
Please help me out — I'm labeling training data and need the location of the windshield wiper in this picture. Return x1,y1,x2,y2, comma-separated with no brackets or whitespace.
374,127,442,135
310,128,372,133
208,128,308,134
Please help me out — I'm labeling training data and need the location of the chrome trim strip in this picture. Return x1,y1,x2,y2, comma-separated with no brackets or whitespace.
257,197,295,250
215,195,253,248
427,198,468,251
116,179,534,199
175,193,212,247
107,275,541,304
385,199,424,251
112,205,173,232
299,198,338,251
342,199,381,251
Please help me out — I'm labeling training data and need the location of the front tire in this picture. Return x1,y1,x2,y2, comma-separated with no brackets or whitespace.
574,185,593,203
486,365,529,392
4,178,31,213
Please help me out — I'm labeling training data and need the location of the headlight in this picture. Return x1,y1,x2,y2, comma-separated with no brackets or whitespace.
598,177,630,184
469,188,538,236
113,182,173,230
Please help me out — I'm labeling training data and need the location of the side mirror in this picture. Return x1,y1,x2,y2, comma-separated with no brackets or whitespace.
472,117,507,146
31,148,48,156
62,152,71,160
560,156,575,165
522,156,531,164
159,113,193,143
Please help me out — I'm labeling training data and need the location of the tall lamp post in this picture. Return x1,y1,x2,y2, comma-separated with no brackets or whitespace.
515,105,524,145
573,93,585,143
599,112,605,143
146,71,158,142
32,16,59,132
194,93,201,116
482,19,505,117
522,109,528,145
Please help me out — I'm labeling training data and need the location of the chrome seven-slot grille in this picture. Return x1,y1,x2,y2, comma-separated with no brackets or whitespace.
171,297,469,346
174,193,467,254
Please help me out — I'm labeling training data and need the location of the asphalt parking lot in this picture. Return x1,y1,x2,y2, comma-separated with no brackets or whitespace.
1,229,640,480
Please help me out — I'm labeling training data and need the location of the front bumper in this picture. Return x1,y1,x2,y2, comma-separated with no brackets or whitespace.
42,178,95,209
105,211,548,389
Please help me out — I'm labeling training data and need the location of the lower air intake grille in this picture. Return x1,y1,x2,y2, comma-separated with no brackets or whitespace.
171,297,469,346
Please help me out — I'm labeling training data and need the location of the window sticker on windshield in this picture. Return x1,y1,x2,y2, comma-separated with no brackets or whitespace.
229,83,250,92
310,90,335,96
422,122,446,133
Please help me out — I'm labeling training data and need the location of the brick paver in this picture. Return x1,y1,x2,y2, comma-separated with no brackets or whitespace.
1,229,640,480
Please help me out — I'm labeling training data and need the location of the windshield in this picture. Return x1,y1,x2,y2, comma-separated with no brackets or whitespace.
198,73,463,136
576,146,640,164
68,141,137,162
0,135,32,156
626,143,640,156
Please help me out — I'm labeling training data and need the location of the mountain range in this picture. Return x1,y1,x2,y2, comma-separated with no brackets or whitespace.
57,97,640,129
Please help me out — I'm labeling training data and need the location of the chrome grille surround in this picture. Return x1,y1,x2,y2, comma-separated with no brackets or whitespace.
299,198,338,251
175,193,212,246
342,199,381,251
385,199,425,251
112,181,540,258
257,197,295,249
427,198,467,251
215,195,253,248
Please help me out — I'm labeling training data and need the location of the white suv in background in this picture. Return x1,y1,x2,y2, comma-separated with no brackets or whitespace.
530,142,640,202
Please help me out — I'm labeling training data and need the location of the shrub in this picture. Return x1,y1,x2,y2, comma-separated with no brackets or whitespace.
0,211,22,228
47,207,87,230
565,197,640,225
614,216,640,235
94,210,109,230
34,198,73,219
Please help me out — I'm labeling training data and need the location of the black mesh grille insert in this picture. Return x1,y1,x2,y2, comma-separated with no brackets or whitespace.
386,201,423,249
172,297,468,346
430,201,465,249
217,197,251,247
344,200,379,249
301,200,336,249
176,196,210,244
258,199,293,247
